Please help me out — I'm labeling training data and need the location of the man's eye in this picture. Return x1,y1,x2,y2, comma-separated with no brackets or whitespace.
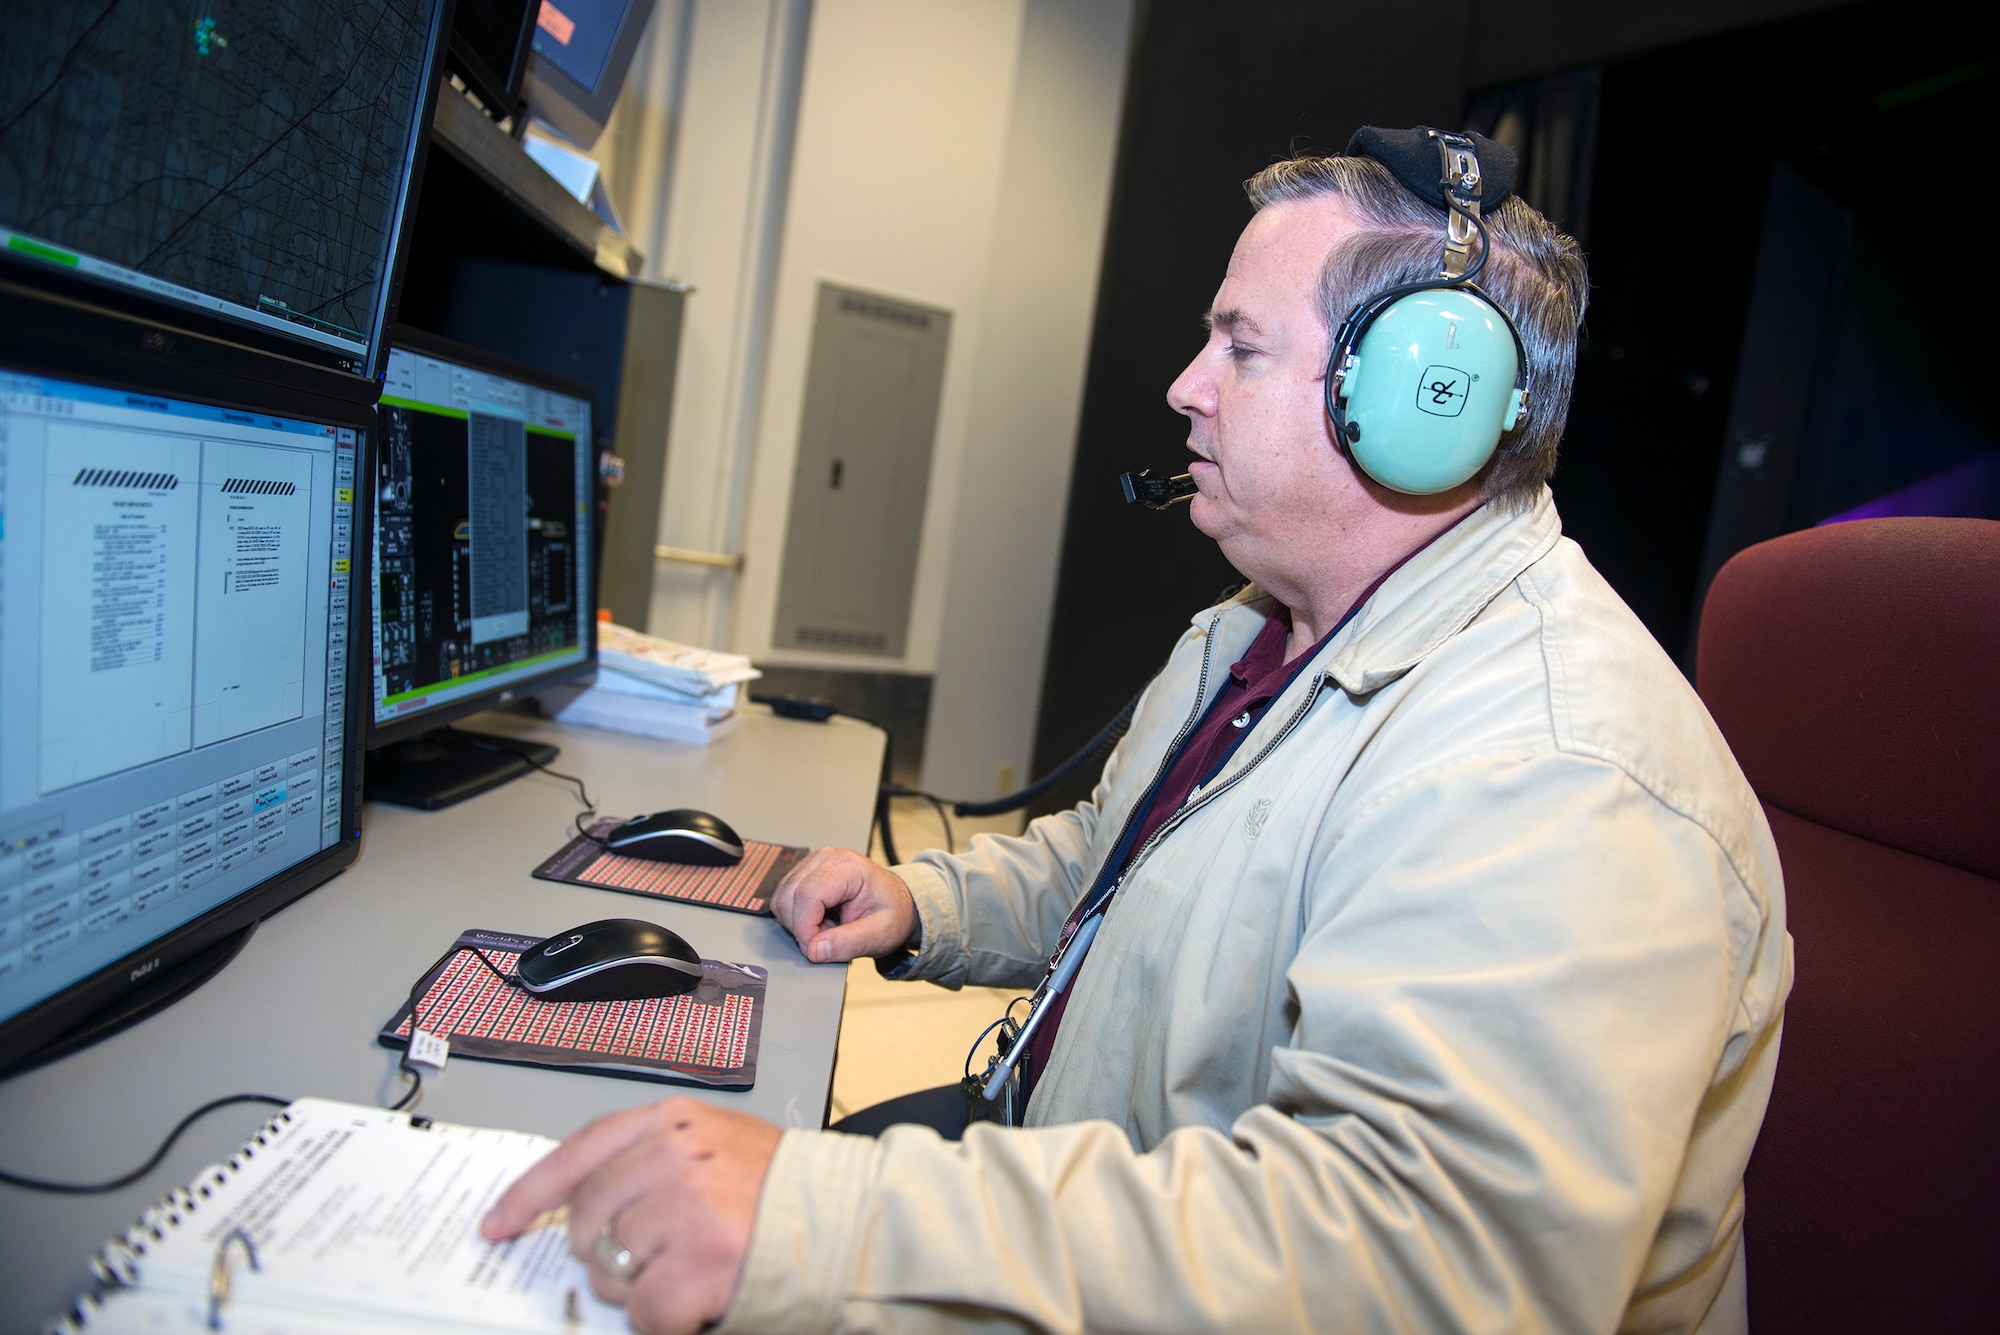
1225,343,1256,361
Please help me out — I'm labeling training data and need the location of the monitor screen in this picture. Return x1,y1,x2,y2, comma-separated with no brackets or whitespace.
0,0,447,376
0,366,360,1040
531,0,633,92
371,338,594,733
522,0,653,150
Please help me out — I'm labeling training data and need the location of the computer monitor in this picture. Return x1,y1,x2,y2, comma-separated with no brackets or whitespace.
364,328,597,809
0,0,450,384
522,0,658,150
449,0,544,123
0,316,369,1075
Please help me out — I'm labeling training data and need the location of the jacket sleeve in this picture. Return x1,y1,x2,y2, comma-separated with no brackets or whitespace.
715,750,1781,1335
879,658,1182,993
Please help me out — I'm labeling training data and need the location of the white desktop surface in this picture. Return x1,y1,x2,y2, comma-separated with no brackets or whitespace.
0,705,881,1327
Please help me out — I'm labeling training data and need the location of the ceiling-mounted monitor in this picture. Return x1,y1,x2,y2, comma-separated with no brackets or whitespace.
0,0,451,389
523,0,658,150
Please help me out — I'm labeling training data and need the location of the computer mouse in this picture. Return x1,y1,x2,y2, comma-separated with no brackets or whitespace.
604,808,745,865
515,919,706,1002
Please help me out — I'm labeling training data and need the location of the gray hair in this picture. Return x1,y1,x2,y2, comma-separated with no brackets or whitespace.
1244,154,1588,508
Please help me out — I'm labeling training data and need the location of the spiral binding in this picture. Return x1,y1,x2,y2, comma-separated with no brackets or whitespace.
51,1107,297,1331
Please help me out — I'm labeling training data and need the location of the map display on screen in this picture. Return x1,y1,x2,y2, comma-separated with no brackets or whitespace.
0,0,442,361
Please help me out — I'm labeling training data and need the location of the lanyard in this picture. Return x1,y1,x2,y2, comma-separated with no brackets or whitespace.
971,593,1378,1110
973,628,1299,1106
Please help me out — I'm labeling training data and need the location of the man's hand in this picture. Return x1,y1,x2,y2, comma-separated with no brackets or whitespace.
771,846,919,963
481,1098,782,1335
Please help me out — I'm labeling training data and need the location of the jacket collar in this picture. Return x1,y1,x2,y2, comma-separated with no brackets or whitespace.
1190,486,1563,697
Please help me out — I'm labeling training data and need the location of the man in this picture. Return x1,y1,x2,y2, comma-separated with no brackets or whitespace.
483,129,1790,1334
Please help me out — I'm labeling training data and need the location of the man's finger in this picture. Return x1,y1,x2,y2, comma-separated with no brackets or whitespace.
804,913,898,963
564,1129,678,1272
481,1104,655,1240
626,1260,710,1335
774,858,870,954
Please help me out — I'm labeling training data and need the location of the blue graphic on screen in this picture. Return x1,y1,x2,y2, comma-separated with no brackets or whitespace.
531,0,630,91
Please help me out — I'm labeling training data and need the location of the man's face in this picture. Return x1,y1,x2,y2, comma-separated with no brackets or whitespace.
1167,196,1359,581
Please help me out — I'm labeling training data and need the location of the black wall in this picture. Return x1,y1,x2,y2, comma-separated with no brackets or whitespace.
1028,0,1473,803
1029,0,1968,797
1554,1,1989,670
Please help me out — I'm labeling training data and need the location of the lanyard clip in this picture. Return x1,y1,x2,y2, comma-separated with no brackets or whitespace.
973,913,1103,1105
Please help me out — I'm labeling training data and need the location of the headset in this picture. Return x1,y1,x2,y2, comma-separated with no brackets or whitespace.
1120,128,1530,509
1324,130,1529,495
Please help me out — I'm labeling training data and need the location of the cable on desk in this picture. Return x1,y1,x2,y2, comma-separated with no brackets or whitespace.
750,697,903,864
389,943,517,1113
754,687,1148,858
444,725,610,848
0,1093,291,1194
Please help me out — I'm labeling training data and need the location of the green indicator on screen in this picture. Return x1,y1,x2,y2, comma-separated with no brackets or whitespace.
9,236,78,267
379,394,469,419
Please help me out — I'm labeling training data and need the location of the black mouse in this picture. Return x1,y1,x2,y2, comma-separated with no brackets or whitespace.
515,919,705,1002
604,808,745,865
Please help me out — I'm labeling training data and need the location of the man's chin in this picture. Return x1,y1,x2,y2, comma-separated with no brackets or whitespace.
1187,494,1226,541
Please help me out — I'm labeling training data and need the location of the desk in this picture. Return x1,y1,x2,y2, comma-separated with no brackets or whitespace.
0,705,881,1326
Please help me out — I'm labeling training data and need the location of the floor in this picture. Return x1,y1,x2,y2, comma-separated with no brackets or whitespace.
825,797,1029,1122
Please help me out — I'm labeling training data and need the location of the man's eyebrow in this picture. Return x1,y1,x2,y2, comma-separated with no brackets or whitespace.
1203,307,1263,336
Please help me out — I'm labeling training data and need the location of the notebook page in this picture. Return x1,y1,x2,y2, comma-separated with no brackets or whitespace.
103,1098,624,1332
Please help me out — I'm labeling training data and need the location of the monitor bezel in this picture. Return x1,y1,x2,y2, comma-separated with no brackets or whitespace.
0,0,452,388
521,0,658,151
365,323,600,750
447,0,544,122
0,286,375,1077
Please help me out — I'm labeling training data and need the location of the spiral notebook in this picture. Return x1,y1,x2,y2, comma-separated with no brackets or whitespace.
52,1099,619,1334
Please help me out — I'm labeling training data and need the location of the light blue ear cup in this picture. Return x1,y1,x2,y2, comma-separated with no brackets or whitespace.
1328,286,1527,495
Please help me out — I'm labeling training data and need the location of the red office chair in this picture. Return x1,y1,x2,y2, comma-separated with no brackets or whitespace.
1696,516,2000,1331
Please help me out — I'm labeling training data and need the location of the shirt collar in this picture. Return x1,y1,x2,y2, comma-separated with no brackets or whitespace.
1192,486,1564,696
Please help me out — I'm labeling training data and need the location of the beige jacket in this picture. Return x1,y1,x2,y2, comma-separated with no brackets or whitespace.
719,490,1790,1335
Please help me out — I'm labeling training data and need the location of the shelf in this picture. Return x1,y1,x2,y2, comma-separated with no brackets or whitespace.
428,90,643,281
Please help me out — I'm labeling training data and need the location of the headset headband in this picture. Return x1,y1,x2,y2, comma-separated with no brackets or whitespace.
1433,131,1484,279
1321,129,1530,492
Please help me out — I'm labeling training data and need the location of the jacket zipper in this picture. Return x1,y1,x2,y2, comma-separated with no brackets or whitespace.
1056,611,1329,965
1065,609,1225,927
1097,668,1330,917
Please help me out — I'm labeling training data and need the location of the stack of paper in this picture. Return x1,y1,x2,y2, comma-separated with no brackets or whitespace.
551,623,761,746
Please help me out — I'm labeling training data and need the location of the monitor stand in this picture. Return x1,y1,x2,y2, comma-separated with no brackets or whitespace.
364,728,559,811
8,924,257,1076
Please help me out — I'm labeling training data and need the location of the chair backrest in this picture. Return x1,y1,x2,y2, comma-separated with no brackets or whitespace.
1696,516,2000,1332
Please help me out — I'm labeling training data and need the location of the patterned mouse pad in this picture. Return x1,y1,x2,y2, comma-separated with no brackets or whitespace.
378,928,765,1089
530,818,808,916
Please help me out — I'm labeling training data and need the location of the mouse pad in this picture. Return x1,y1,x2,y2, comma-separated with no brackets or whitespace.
378,928,765,1089
530,819,807,916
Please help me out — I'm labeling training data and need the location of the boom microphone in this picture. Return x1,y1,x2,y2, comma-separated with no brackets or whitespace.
1118,469,1196,509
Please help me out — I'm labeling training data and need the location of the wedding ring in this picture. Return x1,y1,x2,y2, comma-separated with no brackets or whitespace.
594,1220,645,1282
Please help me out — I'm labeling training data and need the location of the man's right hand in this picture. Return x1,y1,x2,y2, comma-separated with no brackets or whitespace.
770,847,919,963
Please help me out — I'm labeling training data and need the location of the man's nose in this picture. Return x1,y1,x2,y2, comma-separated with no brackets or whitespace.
1166,356,1214,417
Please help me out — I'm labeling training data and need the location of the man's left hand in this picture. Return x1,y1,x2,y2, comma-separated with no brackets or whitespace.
481,1097,783,1335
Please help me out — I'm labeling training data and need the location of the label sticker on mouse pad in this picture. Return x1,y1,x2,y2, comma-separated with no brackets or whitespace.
378,928,766,1090
531,819,808,916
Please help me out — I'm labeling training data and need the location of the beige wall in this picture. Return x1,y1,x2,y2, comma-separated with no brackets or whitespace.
734,0,1032,678
598,0,1132,796
916,0,1135,799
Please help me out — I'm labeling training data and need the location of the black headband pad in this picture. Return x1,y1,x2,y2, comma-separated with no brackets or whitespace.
1343,126,1519,212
